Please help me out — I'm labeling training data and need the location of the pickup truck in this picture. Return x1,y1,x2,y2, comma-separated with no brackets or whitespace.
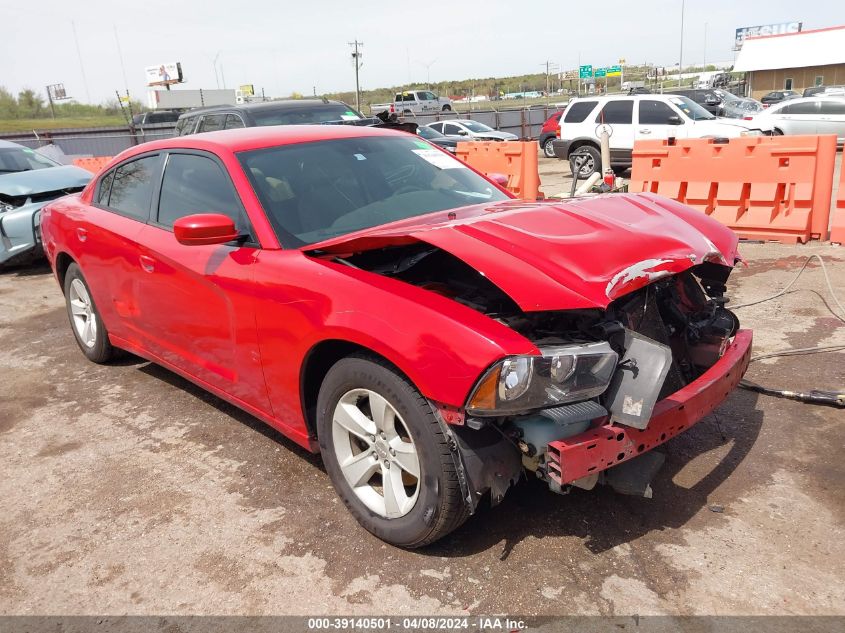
371,90,453,115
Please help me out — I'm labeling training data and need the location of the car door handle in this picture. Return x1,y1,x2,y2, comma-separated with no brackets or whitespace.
76,227,88,242
139,255,155,273
640,129,652,134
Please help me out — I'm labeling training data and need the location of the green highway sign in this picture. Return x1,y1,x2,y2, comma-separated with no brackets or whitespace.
579,65,593,79
594,67,607,77
607,65,622,77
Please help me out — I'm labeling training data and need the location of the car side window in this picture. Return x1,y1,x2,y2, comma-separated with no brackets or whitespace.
818,100,845,115
224,114,246,129
563,101,597,123
428,122,443,132
596,100,633,124
97,170,115,205
106,155,161,220
639,100,678,124
444,123,463,135
157,153,249,237
198,114,225,133
781,101,819,115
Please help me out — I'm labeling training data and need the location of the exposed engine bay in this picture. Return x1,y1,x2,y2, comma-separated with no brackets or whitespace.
333,242,741,503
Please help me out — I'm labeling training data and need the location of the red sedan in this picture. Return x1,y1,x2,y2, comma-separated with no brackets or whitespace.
41,125,751,547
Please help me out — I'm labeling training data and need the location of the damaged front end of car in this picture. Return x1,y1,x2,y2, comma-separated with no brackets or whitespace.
309,193,753,512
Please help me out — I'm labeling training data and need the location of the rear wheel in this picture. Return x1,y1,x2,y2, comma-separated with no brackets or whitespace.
542,137,556,158
442,104,452,112
63,263,117,363
569,144,601,178
317,355,468,547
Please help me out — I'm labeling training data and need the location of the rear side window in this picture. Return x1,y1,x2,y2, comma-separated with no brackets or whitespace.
198,114,225,133
563,101,596,123
780,101,819,115
175,117,195,136
107,155,160,220
225,114,246,129
97,171,115,205
157,154,246,231
596,100,633,124
639,100,678,124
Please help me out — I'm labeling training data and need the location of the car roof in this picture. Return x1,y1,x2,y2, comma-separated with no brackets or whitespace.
111,124,407,160
178,99,352,118
0,139,26,149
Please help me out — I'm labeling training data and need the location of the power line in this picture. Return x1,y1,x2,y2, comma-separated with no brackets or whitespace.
71,21,91,103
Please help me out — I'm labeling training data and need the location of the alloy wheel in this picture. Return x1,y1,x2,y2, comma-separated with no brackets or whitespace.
68,278,97,348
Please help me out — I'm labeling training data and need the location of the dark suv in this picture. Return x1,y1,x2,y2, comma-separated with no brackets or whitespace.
665,89,728,116
174,99,377,135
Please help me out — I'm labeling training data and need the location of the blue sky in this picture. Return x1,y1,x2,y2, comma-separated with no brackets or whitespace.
1,0,842,104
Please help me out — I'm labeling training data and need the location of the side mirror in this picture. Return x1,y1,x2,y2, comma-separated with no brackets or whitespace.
667,115,683,125
458,129,469,136
488,172,509,187
174,213,240,246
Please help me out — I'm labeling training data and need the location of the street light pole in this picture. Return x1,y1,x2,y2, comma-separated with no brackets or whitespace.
678,0,685,87
349,40,364,112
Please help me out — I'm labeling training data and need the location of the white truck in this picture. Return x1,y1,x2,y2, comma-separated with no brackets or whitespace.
371,90,453,115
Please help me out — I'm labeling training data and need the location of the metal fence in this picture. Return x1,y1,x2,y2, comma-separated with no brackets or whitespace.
0,107,562,160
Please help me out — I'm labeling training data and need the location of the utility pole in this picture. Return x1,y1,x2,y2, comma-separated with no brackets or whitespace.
349,40,363,111
46,86,55,119
678,0,685,87
703,22,708,71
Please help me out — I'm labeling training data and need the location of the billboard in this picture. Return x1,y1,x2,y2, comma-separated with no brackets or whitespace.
145,62,183,86
239,84,255,96
734,22,801,50
46,84,68,101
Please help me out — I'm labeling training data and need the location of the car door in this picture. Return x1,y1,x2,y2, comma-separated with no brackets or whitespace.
594,99,634,162
816,99,845,141
636,99,686,143
79,154,163,344
773,101,820,135
132,150,271,413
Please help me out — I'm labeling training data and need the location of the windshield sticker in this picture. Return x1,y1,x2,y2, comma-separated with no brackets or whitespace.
22,148,35,153
412,149,465,170
353,153,367,161
340,114,360,121
413,140,430,149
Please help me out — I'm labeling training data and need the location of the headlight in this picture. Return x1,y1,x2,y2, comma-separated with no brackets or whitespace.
466,342,618,416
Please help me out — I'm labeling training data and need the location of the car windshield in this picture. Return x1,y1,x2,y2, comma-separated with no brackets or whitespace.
239,135,509,247
667,96,716,120
0,146,60,173
461,120,494,133
251,105,363,126
715,90,740,103
418,126,445,139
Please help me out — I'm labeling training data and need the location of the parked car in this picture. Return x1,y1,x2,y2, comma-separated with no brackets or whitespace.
760,90,801,106
722,97,763,119
538,110,565,158
427,120,518,141
174,99,376,135
416,124,458,153
551,95,772,176
665,89,725,116
131,110,181,127
803,85,845,98
42,125,751,546
371,90,453,115
0,140,90,266
748,96,845,143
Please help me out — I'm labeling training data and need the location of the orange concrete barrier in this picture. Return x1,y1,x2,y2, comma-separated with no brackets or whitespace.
72,156,113,174
831,157,845,244
629,135,837,243
456,141,542,200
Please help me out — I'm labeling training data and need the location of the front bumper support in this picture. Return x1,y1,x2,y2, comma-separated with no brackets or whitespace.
546,329,752,486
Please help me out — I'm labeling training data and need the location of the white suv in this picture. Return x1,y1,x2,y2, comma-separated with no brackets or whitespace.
552,94,773,176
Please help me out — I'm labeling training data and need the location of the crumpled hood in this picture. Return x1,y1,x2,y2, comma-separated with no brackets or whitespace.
0,165,91,198
309,193,741,311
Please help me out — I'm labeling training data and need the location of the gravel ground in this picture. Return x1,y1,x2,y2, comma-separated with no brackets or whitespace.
0,226,843,616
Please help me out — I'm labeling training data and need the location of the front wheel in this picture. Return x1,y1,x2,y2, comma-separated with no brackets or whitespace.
317,355,468,547
442,104,452,112
63,263,117,363
773,128,784,136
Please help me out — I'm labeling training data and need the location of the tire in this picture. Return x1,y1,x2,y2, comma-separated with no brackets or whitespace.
317,355,469,548
442,104,452,112
542,137,556,158
63,263,117,363
773,128,784,136
569,144,601,178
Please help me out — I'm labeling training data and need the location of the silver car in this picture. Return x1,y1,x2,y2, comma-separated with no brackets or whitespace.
0,140,91,266
427,120,518,141
751,96,845,143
